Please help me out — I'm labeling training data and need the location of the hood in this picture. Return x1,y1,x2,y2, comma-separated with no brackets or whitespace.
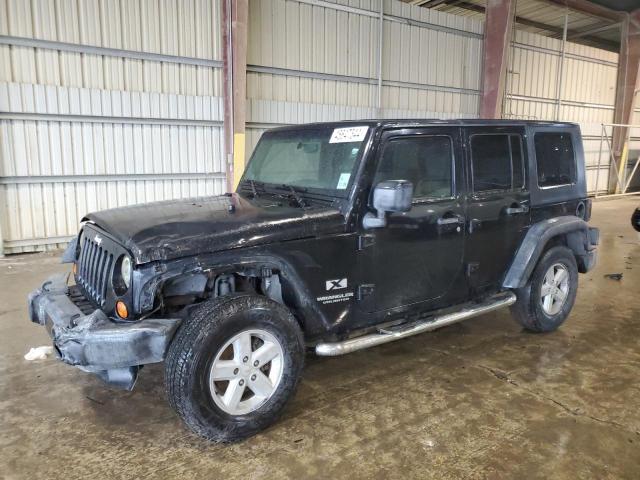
83,194,345,264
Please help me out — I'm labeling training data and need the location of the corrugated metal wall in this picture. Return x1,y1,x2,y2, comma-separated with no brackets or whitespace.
246,0,621,195
503,30,620,194
0,0,630,253
245,0,484,156
0,0,225,253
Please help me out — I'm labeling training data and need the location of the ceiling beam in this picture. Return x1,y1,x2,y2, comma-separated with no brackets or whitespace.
568,21,620,40
540,0,625,21
439,1,619,50
410,0,450,5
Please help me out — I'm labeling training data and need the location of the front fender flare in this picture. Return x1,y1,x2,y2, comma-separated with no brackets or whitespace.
503,216,598,289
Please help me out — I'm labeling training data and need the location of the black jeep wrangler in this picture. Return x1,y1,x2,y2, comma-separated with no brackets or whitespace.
28,120,599,441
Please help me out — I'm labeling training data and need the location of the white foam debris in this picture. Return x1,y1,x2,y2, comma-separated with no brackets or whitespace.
24,346,54,361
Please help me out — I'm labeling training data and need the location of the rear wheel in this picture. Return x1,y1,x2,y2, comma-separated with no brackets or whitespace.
165,294,304,442
510,246,578,333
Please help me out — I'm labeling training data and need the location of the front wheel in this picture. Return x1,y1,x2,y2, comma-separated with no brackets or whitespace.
165,294,304,442
510,246,579,333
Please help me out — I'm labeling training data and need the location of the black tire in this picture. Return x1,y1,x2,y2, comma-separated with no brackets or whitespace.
510,246,578,333
165,294,304,442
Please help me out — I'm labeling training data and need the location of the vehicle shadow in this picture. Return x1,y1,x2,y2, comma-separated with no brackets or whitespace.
77,310,574,442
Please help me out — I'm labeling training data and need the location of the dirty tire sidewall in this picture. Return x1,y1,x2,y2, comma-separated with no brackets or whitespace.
511,246,578,333
165,294,304,442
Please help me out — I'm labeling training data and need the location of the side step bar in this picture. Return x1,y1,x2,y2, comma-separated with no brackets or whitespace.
315,291,517,356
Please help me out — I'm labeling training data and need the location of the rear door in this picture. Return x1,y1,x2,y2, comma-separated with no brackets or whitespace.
464,126,530,290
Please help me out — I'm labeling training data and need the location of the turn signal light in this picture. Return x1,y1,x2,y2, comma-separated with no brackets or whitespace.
72,263,77,275
116,301,129,319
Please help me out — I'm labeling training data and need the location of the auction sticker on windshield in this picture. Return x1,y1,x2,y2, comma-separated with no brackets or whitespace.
329,126,368,143
336,173,351,189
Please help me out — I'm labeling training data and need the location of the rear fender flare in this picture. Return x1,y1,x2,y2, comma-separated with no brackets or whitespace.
503,216,596,289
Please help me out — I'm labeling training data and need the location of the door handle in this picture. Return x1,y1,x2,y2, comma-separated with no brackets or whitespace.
437,214,464,226
505,203,530,215
469,218,482,233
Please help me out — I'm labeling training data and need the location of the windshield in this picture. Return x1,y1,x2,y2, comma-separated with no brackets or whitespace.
241,126,369,195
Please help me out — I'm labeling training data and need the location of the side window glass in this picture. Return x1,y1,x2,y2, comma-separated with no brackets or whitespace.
374,136,453,199
534,132,576,187
471,135,512,192
470,133,525,192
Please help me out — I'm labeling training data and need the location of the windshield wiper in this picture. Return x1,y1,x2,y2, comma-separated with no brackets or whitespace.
242,179,262,198
248,180,259,198
287,185,307,208
276,184,307,208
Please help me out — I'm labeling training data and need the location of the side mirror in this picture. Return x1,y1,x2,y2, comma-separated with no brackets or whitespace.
363,180,414,229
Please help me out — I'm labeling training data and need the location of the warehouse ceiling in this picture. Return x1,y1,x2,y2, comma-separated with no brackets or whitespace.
588,0,638,12
405,0,640,52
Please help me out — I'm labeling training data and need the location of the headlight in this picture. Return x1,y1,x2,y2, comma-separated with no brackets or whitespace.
121,256,132,289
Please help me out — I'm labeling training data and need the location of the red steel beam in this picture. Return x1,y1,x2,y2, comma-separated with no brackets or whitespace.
222,0,233,192
479,0,516,119
611,10,640,192
222,0,249,192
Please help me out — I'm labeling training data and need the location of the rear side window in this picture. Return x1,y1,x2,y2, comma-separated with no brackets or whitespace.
374,136,453,199
534,132,576,187
470,134,525,192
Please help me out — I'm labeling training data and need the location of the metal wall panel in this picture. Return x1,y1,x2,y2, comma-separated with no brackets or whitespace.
247,0,380,108
245,0,484,160
1,0,628,252
247,0,483,113
0,0,225,253
0,0,223,96
380,108,476,119
0,83,225,253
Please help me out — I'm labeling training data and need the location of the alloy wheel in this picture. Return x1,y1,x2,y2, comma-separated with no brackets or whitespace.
540,262,570,316
208,328,284,415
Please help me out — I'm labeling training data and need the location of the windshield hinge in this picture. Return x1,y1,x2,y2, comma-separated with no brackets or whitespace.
357,284,375,300
357,235,375,251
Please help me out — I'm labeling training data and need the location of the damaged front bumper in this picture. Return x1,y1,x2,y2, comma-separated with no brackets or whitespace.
28,274,181,390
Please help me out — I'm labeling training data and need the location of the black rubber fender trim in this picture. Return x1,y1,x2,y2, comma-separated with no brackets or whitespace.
503,216,598,289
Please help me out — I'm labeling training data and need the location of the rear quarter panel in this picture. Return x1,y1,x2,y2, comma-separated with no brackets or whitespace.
526,124,587,207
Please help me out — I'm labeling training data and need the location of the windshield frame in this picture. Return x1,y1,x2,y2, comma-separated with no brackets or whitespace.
239,124,374,199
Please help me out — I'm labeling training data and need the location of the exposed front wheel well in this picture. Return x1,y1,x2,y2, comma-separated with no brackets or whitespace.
160,269,278,300
158,269,304,328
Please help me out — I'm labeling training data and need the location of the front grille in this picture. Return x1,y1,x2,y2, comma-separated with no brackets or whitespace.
68,285,97,316
76,232,115,307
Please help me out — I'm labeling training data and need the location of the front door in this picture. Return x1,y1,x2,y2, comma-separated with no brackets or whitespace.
365,127,467,314
464,126,531,290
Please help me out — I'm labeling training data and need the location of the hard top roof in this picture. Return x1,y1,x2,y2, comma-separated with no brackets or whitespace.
267,118,579,132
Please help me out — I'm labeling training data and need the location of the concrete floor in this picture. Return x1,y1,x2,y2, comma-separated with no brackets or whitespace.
1,196,639,479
